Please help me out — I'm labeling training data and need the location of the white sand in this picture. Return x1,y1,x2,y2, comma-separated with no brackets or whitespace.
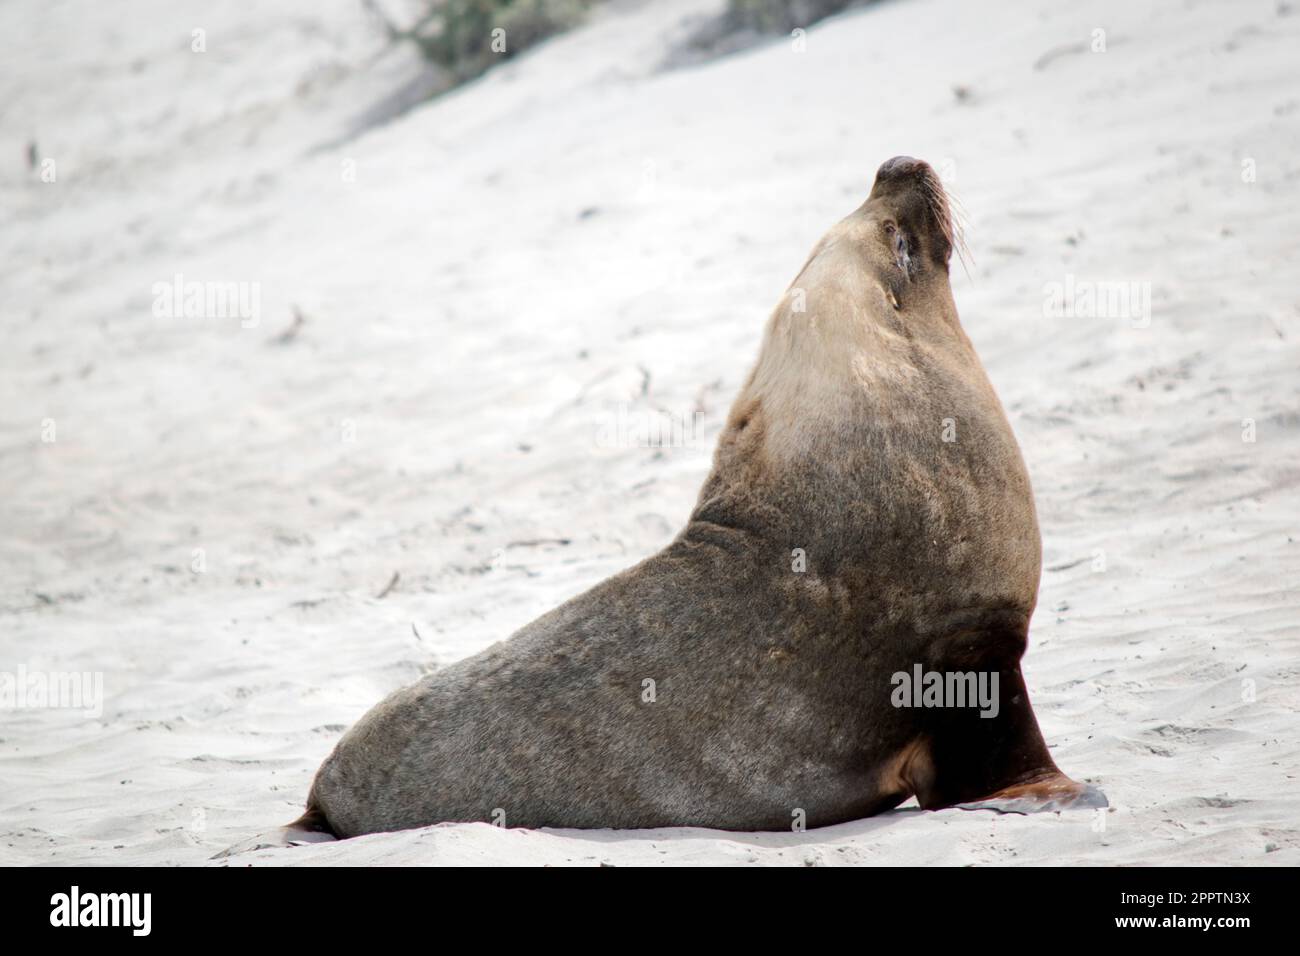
2,0,1297,866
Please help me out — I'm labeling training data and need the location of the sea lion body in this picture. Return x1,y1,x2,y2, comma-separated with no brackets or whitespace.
306,157,1099,838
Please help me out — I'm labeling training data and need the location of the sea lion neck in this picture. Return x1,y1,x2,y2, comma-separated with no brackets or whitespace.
727,216,968,457
687,205,988,559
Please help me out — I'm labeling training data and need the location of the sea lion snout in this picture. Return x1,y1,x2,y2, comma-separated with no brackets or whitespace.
874,155,933,182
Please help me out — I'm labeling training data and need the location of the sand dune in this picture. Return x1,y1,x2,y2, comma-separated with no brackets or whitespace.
1,0,1297,866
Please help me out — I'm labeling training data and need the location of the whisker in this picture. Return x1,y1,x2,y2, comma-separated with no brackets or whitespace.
921,171,972,278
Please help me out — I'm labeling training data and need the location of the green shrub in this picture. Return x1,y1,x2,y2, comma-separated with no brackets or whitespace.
405,0,592,81
725,0,864,34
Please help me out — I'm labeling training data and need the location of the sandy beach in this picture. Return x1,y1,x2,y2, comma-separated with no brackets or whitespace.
2,0,1298,865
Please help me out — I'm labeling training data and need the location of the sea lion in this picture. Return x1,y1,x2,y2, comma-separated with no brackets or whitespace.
297,156,1103,840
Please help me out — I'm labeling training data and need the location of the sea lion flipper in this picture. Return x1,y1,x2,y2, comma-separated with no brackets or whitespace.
210,825,337,861
906,636,1101,814
953,775,1108,815
211,806,337,860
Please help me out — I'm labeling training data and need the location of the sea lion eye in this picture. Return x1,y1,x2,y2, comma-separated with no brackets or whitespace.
891,225,912,277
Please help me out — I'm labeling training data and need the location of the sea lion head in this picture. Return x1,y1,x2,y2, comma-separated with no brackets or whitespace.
858,156,963,294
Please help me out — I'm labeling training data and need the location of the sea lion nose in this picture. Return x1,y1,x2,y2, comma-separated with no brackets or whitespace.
875,155,933,183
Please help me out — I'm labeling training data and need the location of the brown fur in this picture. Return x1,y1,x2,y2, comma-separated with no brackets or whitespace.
300,157,1103,838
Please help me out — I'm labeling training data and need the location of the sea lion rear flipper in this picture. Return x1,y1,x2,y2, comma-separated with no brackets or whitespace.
210,806,338,860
